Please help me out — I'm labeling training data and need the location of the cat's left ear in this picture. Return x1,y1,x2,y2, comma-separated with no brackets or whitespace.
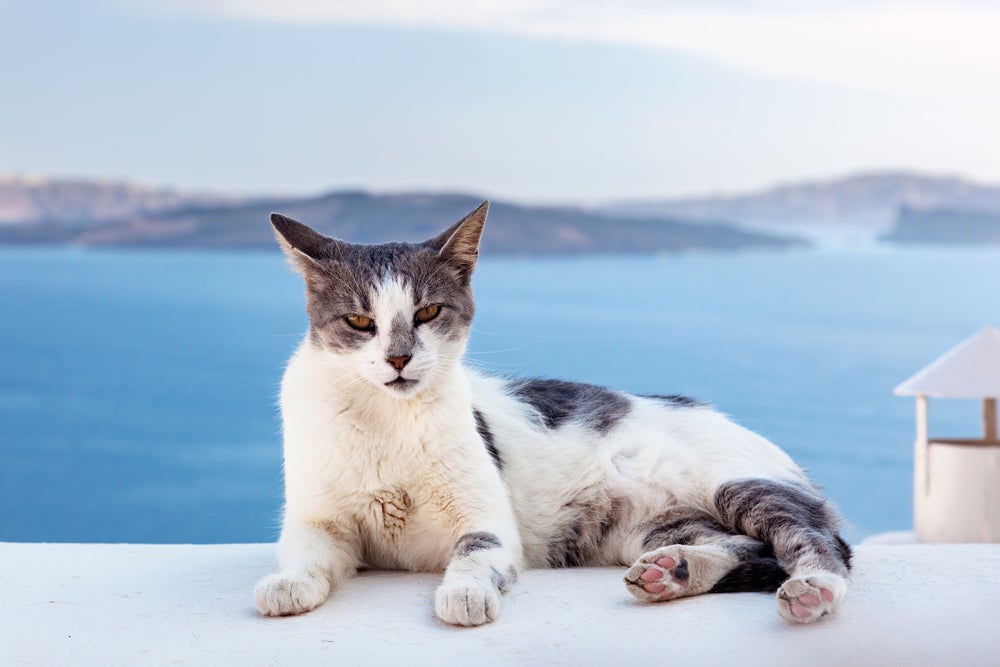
428,201,488,284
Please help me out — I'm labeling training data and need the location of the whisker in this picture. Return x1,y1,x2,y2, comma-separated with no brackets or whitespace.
463,358,525,371
469,328,505,337
465,347,526,356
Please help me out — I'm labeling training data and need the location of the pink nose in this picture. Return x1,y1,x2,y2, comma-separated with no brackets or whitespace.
386,355,411,370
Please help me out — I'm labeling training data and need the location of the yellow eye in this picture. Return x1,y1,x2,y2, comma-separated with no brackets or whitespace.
414,304,441,324
345,314,374,330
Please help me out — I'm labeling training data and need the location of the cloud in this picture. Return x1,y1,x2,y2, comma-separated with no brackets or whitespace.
137,1,1000,96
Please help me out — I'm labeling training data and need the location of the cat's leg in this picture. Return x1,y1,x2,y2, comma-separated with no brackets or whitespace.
714,479,852,624
624,515,786,602
424,428,523,627
254,520,361,617
435,527,521,627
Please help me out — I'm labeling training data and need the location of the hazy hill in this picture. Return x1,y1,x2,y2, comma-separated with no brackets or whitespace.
883,206,1000,244
0,174,231,226
0,181,797,254
606,171,1000,231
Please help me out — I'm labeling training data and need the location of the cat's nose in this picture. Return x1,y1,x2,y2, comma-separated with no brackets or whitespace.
386,355,411,371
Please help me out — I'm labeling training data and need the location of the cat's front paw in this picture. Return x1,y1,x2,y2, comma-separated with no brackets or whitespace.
435,578,501,626
254,571,331,617
777,572,846,624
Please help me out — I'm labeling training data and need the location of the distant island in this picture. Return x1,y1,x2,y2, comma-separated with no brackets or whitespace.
882,206,1000,244
605,171,1000,233
0,177,797,255
3,170,1000,252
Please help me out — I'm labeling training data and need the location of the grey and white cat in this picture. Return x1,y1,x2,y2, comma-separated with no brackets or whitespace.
254,202,851,626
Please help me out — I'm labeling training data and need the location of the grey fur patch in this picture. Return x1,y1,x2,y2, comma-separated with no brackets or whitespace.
453,531,502,558
546,496,626,567
643,512,775,560
488,565,518,593
714,479,852,574
715,479,839,536
641,513,732,550
709,557,788,594
641,393,706,408
473,409,502,471
387,312,416,359
509,379,631,434
833,534,853,569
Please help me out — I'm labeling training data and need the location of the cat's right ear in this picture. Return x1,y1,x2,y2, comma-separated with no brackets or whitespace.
270,213,331,270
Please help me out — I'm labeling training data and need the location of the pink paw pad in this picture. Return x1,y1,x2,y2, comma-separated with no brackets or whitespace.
637,557,689,597
625,547,702,604
788,588,835,619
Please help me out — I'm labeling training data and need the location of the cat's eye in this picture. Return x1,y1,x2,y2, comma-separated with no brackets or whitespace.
414,304,441,324
345,314,374,331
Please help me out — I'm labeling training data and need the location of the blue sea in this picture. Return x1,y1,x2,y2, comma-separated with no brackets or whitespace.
2,245,999,544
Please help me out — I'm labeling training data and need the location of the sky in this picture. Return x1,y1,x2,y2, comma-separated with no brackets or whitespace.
2,0,1000,203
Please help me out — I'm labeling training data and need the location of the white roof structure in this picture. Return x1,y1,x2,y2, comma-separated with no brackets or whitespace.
895,326,1000,398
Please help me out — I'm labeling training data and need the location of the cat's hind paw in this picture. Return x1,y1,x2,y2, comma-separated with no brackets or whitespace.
254,571,331,617
624,546,692,602
435,578,501,626
777,572,846,624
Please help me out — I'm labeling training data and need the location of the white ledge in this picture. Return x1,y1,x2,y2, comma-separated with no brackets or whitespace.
5,542,998,666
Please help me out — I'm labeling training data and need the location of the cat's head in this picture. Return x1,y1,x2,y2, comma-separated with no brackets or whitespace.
271,202,487,399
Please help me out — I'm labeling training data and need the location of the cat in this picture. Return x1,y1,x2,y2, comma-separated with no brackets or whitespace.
253,201,852,626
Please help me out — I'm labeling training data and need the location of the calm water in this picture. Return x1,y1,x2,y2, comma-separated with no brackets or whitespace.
2,245,999,544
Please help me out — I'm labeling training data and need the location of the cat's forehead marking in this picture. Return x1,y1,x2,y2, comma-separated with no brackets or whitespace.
375,272,415,309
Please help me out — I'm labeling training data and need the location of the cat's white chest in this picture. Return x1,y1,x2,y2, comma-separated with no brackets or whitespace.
302,414,434,508
278,341,509,570
287,420,461,569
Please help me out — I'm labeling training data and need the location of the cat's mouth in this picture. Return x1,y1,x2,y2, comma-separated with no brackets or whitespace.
385,377,418,391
